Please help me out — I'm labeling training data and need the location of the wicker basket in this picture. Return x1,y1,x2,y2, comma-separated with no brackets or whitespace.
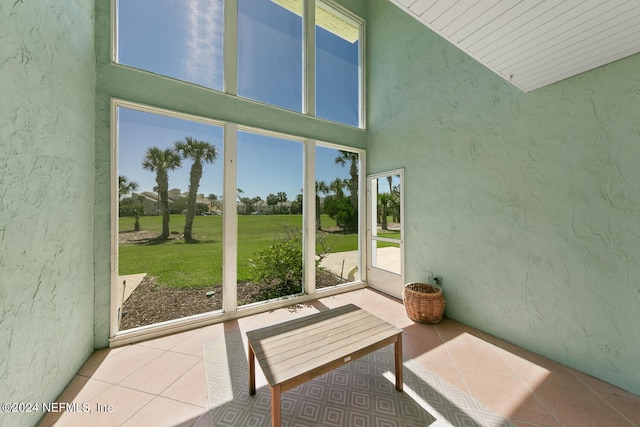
402,282,445,324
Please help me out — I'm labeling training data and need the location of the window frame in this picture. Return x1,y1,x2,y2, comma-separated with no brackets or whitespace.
109,98,366,344
313,0,366,128
111,0,365,129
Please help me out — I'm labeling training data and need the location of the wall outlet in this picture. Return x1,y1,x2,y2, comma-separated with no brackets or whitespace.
428,272,443,286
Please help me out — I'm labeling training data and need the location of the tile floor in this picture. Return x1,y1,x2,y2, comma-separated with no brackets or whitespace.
38,288,640,427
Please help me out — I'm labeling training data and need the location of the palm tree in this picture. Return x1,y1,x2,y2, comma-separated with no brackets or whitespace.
142,147,182,240
315,180,328,230
277,191,287,213
174,137,218,241
266,194,278,212
118,175,138,201
377,193,392,230
334,150,359,210
330,178,346,199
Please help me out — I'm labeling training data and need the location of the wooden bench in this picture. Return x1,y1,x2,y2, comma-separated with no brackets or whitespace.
247,304,403,426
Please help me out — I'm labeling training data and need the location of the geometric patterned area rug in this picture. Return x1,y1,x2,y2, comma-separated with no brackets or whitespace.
204,331,515,427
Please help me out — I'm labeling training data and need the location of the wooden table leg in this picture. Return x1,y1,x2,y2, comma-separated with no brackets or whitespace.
248,342,256,396
395,333,403,391
271,384,281,427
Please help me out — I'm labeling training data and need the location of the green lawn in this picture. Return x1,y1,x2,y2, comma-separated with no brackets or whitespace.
118,214,359,289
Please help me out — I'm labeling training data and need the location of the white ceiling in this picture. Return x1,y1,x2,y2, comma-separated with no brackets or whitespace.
388,0,640,92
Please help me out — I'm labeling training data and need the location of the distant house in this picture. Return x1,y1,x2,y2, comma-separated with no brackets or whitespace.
244,200,293,214
125,189,211,215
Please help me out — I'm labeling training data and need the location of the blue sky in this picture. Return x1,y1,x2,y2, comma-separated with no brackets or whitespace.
117,0,360,201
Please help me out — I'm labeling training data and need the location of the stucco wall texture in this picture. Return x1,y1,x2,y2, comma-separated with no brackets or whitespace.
367,0,640,394
0,1,96,426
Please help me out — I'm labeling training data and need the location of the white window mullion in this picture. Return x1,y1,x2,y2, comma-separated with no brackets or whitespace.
223,123,238,312
358,150,367,282
358,19,366,129
303,0,316,116
110,99,120,337
303,139,316,294
224,0,238,96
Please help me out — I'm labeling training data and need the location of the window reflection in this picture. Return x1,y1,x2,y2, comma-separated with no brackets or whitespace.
117,0,224,91
238,0,303,111
315,1,361,127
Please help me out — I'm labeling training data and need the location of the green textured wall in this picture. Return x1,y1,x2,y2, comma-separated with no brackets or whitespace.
367,0,640,394
0,1,96,426
92,0,368,346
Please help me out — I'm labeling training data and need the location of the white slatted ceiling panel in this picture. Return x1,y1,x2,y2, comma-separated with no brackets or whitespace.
389,0,640,92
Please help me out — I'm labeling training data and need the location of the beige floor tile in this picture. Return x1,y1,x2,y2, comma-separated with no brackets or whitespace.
136,329,197,351
121,396,206,427
508,393,562,427
569,367,638,397
508,350,587,389
403,334,453,368
495,347,553,390
535,382,635,427
169,328,224,356
446,335,516,377
161,360,209,407
462,370,533,418
54,385,154,427
38,288,640,427
38,376,114,426
419,362,469,392
118,351,201,394
433,319,490,342
597,392,640,426
78,345,164,384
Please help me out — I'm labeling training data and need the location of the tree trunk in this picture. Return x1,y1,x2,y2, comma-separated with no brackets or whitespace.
381,206,388,230
349,162,358,210
158,172,170,240
183,162,202,241
316,194,322,230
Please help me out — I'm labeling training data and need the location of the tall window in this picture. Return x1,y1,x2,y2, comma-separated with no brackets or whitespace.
236,130,304,305
116,105,225,330
315,1,362,127
111,0,365,336
315,145,361,285
237,0,303,111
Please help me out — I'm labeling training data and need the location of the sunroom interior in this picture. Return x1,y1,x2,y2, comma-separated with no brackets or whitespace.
3,0,640,426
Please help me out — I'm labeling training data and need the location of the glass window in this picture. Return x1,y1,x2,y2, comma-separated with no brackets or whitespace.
113,102,366,333
236,130,303,305
315,1,361,127
371,174,401,275
316,145,361,284
116,0,224,91
116,106,224,330
237,0,303,111
116,0,364,126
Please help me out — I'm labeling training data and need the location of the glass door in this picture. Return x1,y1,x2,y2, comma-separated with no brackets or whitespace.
367,169,404,299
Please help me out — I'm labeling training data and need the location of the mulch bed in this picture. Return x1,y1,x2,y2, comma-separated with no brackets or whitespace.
119,270,345,330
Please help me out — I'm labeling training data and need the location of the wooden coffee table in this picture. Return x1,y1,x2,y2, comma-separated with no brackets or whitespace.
246,304,403,427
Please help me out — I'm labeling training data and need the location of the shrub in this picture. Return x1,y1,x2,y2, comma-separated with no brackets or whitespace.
249,225,343,300
250,236,303,299
322,195,358,231
119,205,144,231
